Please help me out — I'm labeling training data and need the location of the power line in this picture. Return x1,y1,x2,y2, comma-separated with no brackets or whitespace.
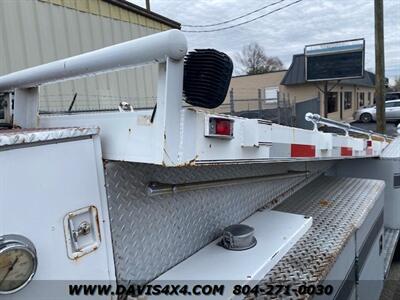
182,0,286,28
182,0,305,33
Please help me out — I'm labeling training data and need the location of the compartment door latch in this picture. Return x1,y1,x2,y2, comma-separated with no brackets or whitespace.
64,206,101,260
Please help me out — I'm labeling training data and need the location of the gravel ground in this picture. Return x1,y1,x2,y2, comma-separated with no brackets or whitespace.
380,261,400,300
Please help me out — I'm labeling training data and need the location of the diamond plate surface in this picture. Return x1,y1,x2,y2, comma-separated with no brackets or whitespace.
0,127,98,146
105,161,333,285
384,227,400,277
381,137,400,160
248,176,385,300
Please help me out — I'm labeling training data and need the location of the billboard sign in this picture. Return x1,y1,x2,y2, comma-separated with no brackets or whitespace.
305,39,365,82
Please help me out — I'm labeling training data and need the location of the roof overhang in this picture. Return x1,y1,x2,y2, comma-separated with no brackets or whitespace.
104,0,180,29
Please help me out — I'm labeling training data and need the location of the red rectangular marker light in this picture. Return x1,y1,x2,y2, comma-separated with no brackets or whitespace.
341,147,353,156
215,119,232,135
291,144,316,157
206,117,234,138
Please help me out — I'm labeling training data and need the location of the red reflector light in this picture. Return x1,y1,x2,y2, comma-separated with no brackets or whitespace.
291,144,316,158
340,147,353,157
207,117,234,138
367,140,372,147
215,119,232,136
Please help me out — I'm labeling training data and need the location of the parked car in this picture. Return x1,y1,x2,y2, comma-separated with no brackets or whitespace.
354,99,400,123
386,92,400,101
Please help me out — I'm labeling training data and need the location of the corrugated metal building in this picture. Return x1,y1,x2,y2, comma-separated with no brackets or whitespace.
0,0,179,112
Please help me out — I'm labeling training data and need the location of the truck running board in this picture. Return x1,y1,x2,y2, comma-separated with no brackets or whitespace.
384,228,400,278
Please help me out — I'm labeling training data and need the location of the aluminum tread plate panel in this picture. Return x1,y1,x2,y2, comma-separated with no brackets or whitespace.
383,227,400,277
105,161,332,285
251,176,385,299
0,127,98,146
381,137,400,160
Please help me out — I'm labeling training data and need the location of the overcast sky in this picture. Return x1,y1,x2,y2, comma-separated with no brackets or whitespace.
129,0,399,83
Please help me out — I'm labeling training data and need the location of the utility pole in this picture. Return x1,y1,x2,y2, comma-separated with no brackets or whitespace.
277,91,281,125
257,89,263,119
375,0,385,133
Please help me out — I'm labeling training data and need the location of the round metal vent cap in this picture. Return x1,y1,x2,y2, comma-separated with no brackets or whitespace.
221,224,256,251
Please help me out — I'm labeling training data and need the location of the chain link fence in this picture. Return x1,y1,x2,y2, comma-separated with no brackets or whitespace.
39,93,157,114
217,88,296,126
37,88,317,132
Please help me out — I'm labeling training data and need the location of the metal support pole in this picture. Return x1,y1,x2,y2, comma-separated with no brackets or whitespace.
14,87,39,128
340,89,343,120
323,81,328,118
145,0,151,10
258,89,262,118
293,96,297,126
277,91,281,125
375,0,386,133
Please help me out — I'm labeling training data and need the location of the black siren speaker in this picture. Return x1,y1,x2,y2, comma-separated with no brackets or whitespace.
183,49,233,109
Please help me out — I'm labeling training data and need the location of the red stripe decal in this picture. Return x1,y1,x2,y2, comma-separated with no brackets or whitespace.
291,144,316,157
341,147,353,156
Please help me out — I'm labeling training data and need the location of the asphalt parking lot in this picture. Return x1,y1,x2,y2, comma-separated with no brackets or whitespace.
351,121,399,136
